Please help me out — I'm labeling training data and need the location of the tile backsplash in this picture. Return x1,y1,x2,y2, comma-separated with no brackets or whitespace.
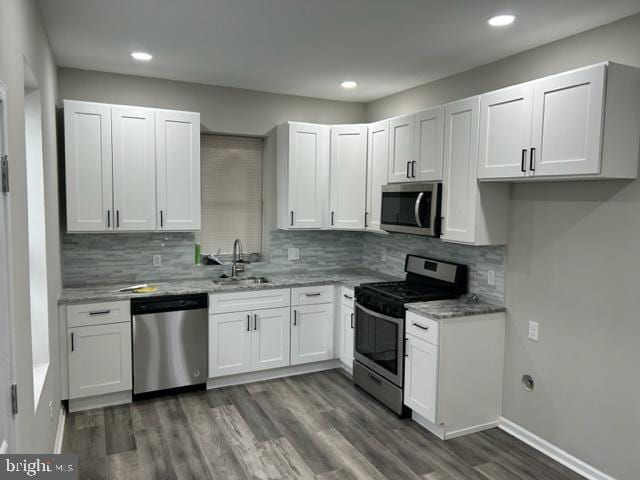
62,230,506,305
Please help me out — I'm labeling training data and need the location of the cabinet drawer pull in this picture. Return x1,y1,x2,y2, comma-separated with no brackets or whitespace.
521,149,527,173
529,147,536,171
412,322,429,330
343,294,353,300
71,332,75,352
89,310,111,316
305,293,322,297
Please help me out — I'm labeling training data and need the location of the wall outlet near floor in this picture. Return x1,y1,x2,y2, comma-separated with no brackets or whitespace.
487,269,496,286
528,321,540,341
288,247,299,261
153,254,162,267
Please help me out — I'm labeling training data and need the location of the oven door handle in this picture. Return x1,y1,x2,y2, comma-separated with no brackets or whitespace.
355,302,402,325
414,192,425,228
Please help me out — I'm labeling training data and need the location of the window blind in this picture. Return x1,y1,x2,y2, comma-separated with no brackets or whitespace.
200,134,263,255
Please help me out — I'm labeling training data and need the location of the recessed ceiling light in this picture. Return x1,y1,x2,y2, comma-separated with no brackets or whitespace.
487,14,516,27
340,80,358,89
131,51,153,61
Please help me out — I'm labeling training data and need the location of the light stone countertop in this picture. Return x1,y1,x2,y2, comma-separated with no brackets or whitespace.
58,268,400,305
406,299,506,320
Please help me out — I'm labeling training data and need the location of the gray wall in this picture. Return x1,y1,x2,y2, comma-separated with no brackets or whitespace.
0,0,62,453
368,13,640,480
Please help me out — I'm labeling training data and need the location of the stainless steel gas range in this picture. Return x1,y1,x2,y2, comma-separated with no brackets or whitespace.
353,254,467,416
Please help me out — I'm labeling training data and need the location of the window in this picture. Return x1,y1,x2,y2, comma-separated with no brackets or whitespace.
200,134,263,256
24,60,49,408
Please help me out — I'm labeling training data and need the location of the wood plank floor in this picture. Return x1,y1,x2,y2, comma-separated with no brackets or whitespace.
62,369,583,480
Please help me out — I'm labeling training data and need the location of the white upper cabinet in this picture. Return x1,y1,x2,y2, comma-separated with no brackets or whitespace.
156,110,201,231
387,114,414,183
330,125,367,230
112,106,157,231
413,106,444,181
478,84,533,179
277,122,329,229
479,63,640,181
531,65,605,177
64,100,201,233
64,101,113,232
366,120,389,232
442,97,509,246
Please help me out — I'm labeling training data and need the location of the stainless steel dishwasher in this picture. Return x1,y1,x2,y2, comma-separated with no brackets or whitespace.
131,293,208,395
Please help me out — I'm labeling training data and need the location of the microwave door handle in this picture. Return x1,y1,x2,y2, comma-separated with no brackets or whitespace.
414,192,425,227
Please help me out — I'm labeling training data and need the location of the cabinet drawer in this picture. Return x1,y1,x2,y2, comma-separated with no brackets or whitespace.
341,287,354,308
209,288,290,314
406,311,439,345
291,285,334,306
67,301,130,328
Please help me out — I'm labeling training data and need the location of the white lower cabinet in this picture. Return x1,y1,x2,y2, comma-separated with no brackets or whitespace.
209,307,290,377
68,322,132,399
291,303,334,365
403,310,506,439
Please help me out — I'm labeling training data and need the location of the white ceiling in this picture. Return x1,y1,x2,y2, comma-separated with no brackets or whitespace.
38,0,640,102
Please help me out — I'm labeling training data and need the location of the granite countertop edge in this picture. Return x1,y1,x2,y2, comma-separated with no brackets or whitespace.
405,299,506,320
58,268,401,305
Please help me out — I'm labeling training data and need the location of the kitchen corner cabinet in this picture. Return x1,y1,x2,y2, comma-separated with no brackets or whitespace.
365,120,389,232
330,125,368,230
479,63,640,181
441,97,509,246
63,100,201,233
404,311,505,439
277,122,329,229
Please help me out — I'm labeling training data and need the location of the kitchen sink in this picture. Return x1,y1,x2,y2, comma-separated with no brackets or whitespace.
213,276,269,286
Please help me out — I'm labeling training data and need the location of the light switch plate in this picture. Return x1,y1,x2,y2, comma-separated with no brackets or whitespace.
487,269,496,286
288,247,299,261
153,254,162,267
528,321,539,341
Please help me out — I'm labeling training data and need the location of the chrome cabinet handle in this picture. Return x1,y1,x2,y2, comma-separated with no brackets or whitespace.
412,322,429,330
414,192,425,228
247,314,251,332
89,310,110,316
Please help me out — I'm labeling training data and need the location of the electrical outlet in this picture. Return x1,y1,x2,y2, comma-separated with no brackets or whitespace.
487,269,496,286
287,247,299,261
528,321,539,341
153,254,162,267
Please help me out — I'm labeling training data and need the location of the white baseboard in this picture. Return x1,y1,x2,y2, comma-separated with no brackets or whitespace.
499,417,615,480
445,420,500,440
207,360,341,389
54,406,66,454
69,390,132,413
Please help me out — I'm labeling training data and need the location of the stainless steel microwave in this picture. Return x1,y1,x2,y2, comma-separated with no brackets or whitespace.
380,182,442,236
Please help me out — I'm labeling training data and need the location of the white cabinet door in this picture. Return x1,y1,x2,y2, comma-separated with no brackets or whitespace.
291,304,334,365
414,107,444,181
340,303,354,367
478,84,533,179
209,312,252,377
288,123,329,228
156,110,201,231
366,120,389,232
251,307,290,371
531,64,606,177
388,115,414,183
330,125,367,230
64,101,113,232
68,323,132,399
404,335,438,424
442,97,480,244
112,106,157,231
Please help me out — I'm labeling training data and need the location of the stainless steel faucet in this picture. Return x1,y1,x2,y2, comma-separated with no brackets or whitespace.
231,238,245,277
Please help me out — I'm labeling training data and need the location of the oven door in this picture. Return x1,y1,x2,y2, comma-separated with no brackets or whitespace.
380,183,441,236
354,302,404,387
